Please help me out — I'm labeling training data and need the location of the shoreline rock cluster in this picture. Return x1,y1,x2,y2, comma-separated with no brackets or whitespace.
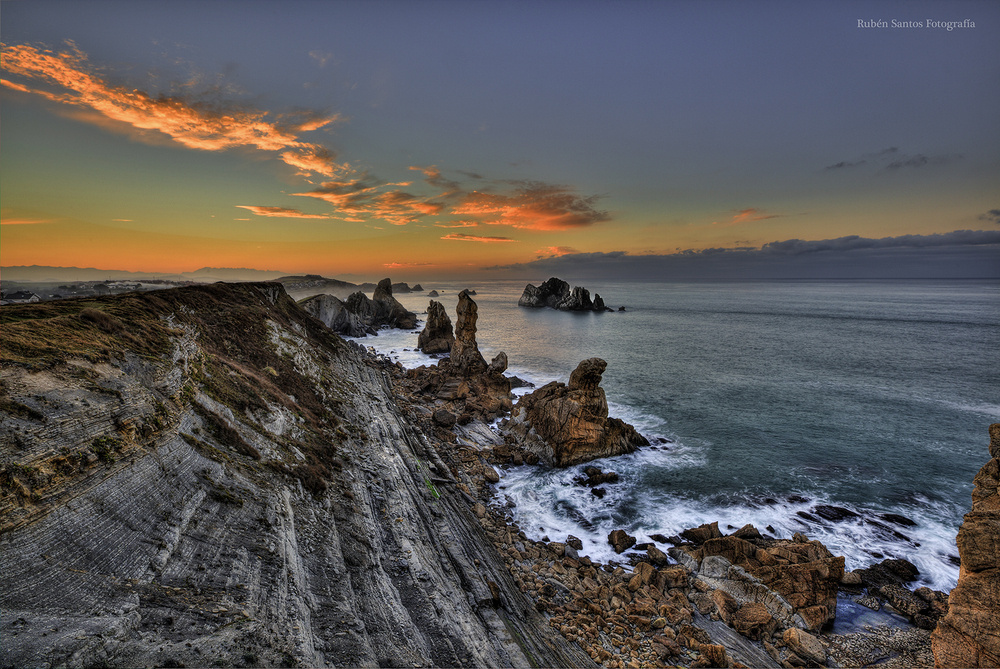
518,277,615,312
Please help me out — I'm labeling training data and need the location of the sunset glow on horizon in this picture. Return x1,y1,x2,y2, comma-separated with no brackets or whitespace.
2,1,998,282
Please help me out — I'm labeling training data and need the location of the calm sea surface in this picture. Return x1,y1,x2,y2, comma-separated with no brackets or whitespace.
352,280,1000,590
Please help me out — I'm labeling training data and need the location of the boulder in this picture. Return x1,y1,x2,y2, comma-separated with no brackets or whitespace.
501,358,648,466
427,290,439,297
932,423,1000,667
782,628,826,666
417,300,454,354
608,529,637,554
733,602,777,641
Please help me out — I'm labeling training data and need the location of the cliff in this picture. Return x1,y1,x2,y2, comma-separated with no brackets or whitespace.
931,423,1000,667
0,283,591,668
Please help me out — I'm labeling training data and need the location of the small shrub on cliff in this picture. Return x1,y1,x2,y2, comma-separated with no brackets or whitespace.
91,435,122,463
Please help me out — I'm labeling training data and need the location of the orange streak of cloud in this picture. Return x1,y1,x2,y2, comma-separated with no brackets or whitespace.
441,233,518,243
236,205,329,219
1,43,339,176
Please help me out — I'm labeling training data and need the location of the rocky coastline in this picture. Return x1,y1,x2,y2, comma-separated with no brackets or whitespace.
1,282,993,668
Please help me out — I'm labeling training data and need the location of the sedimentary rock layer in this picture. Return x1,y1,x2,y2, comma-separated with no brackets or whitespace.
0,283,590,669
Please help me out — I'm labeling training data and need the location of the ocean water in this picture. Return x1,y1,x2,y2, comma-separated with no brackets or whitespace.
348,280,1000,591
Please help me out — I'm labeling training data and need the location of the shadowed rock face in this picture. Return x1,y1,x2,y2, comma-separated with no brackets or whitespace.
300,293,374,337
417,300,454,354
502,357,647,467
0,282,590,669
932,423,1000,668
300,278,417,336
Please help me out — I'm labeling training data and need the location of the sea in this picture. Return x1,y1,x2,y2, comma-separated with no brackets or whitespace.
347,279,1000,592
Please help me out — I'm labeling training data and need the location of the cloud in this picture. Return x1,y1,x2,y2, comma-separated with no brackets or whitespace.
434,220,479,228
441,233,518,243
885,154,962,170
383,261,436,269
825,146,960,172
0,217,55,225
409,164,460,193
535,246,580,258
308,50,335,68
236,205,329,219
489,230,1000,280
978,209,1000,225
1,42,340,176
451,181,609,230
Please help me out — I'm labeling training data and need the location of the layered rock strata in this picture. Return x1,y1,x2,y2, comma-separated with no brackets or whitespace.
932,423,1000,668
501,358,648,467
417,300,455,354
0,283,587,669
518,277,612,312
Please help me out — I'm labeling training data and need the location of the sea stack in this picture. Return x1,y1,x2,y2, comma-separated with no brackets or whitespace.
450,290,487,374
417,300,455,354
501,357,648,466
932,423,1000,667
517,277,612,312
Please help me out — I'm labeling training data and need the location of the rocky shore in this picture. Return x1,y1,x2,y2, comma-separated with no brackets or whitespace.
1,283,994,668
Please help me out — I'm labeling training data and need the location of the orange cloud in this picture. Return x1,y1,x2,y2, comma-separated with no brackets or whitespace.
434,220,479,228
383,261,436,269
441,233,518,243
0,217,55,225
714,208,783,227
452,182,609,230
535,245,580,258
1,42,339,176
236,205,329,219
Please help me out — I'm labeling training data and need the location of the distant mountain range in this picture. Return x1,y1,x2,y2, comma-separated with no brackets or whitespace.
1,265,292,283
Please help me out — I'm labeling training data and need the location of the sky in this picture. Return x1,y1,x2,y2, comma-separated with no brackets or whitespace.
2,0,999,282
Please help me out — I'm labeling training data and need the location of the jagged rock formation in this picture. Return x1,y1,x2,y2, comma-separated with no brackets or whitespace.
417,300,455,354
400,293,513,423
501,358,648,467
427,290,439,298
0,283,591,669
669,525,845,633
518,277,612,312
299,293,373,337
371,278,418,329
450,290,488,375
301,277,417,336
932,423,1000,667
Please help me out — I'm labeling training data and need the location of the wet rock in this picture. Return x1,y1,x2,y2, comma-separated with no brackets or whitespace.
609,529,637,554
681,521,723,544
567,535,584,551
